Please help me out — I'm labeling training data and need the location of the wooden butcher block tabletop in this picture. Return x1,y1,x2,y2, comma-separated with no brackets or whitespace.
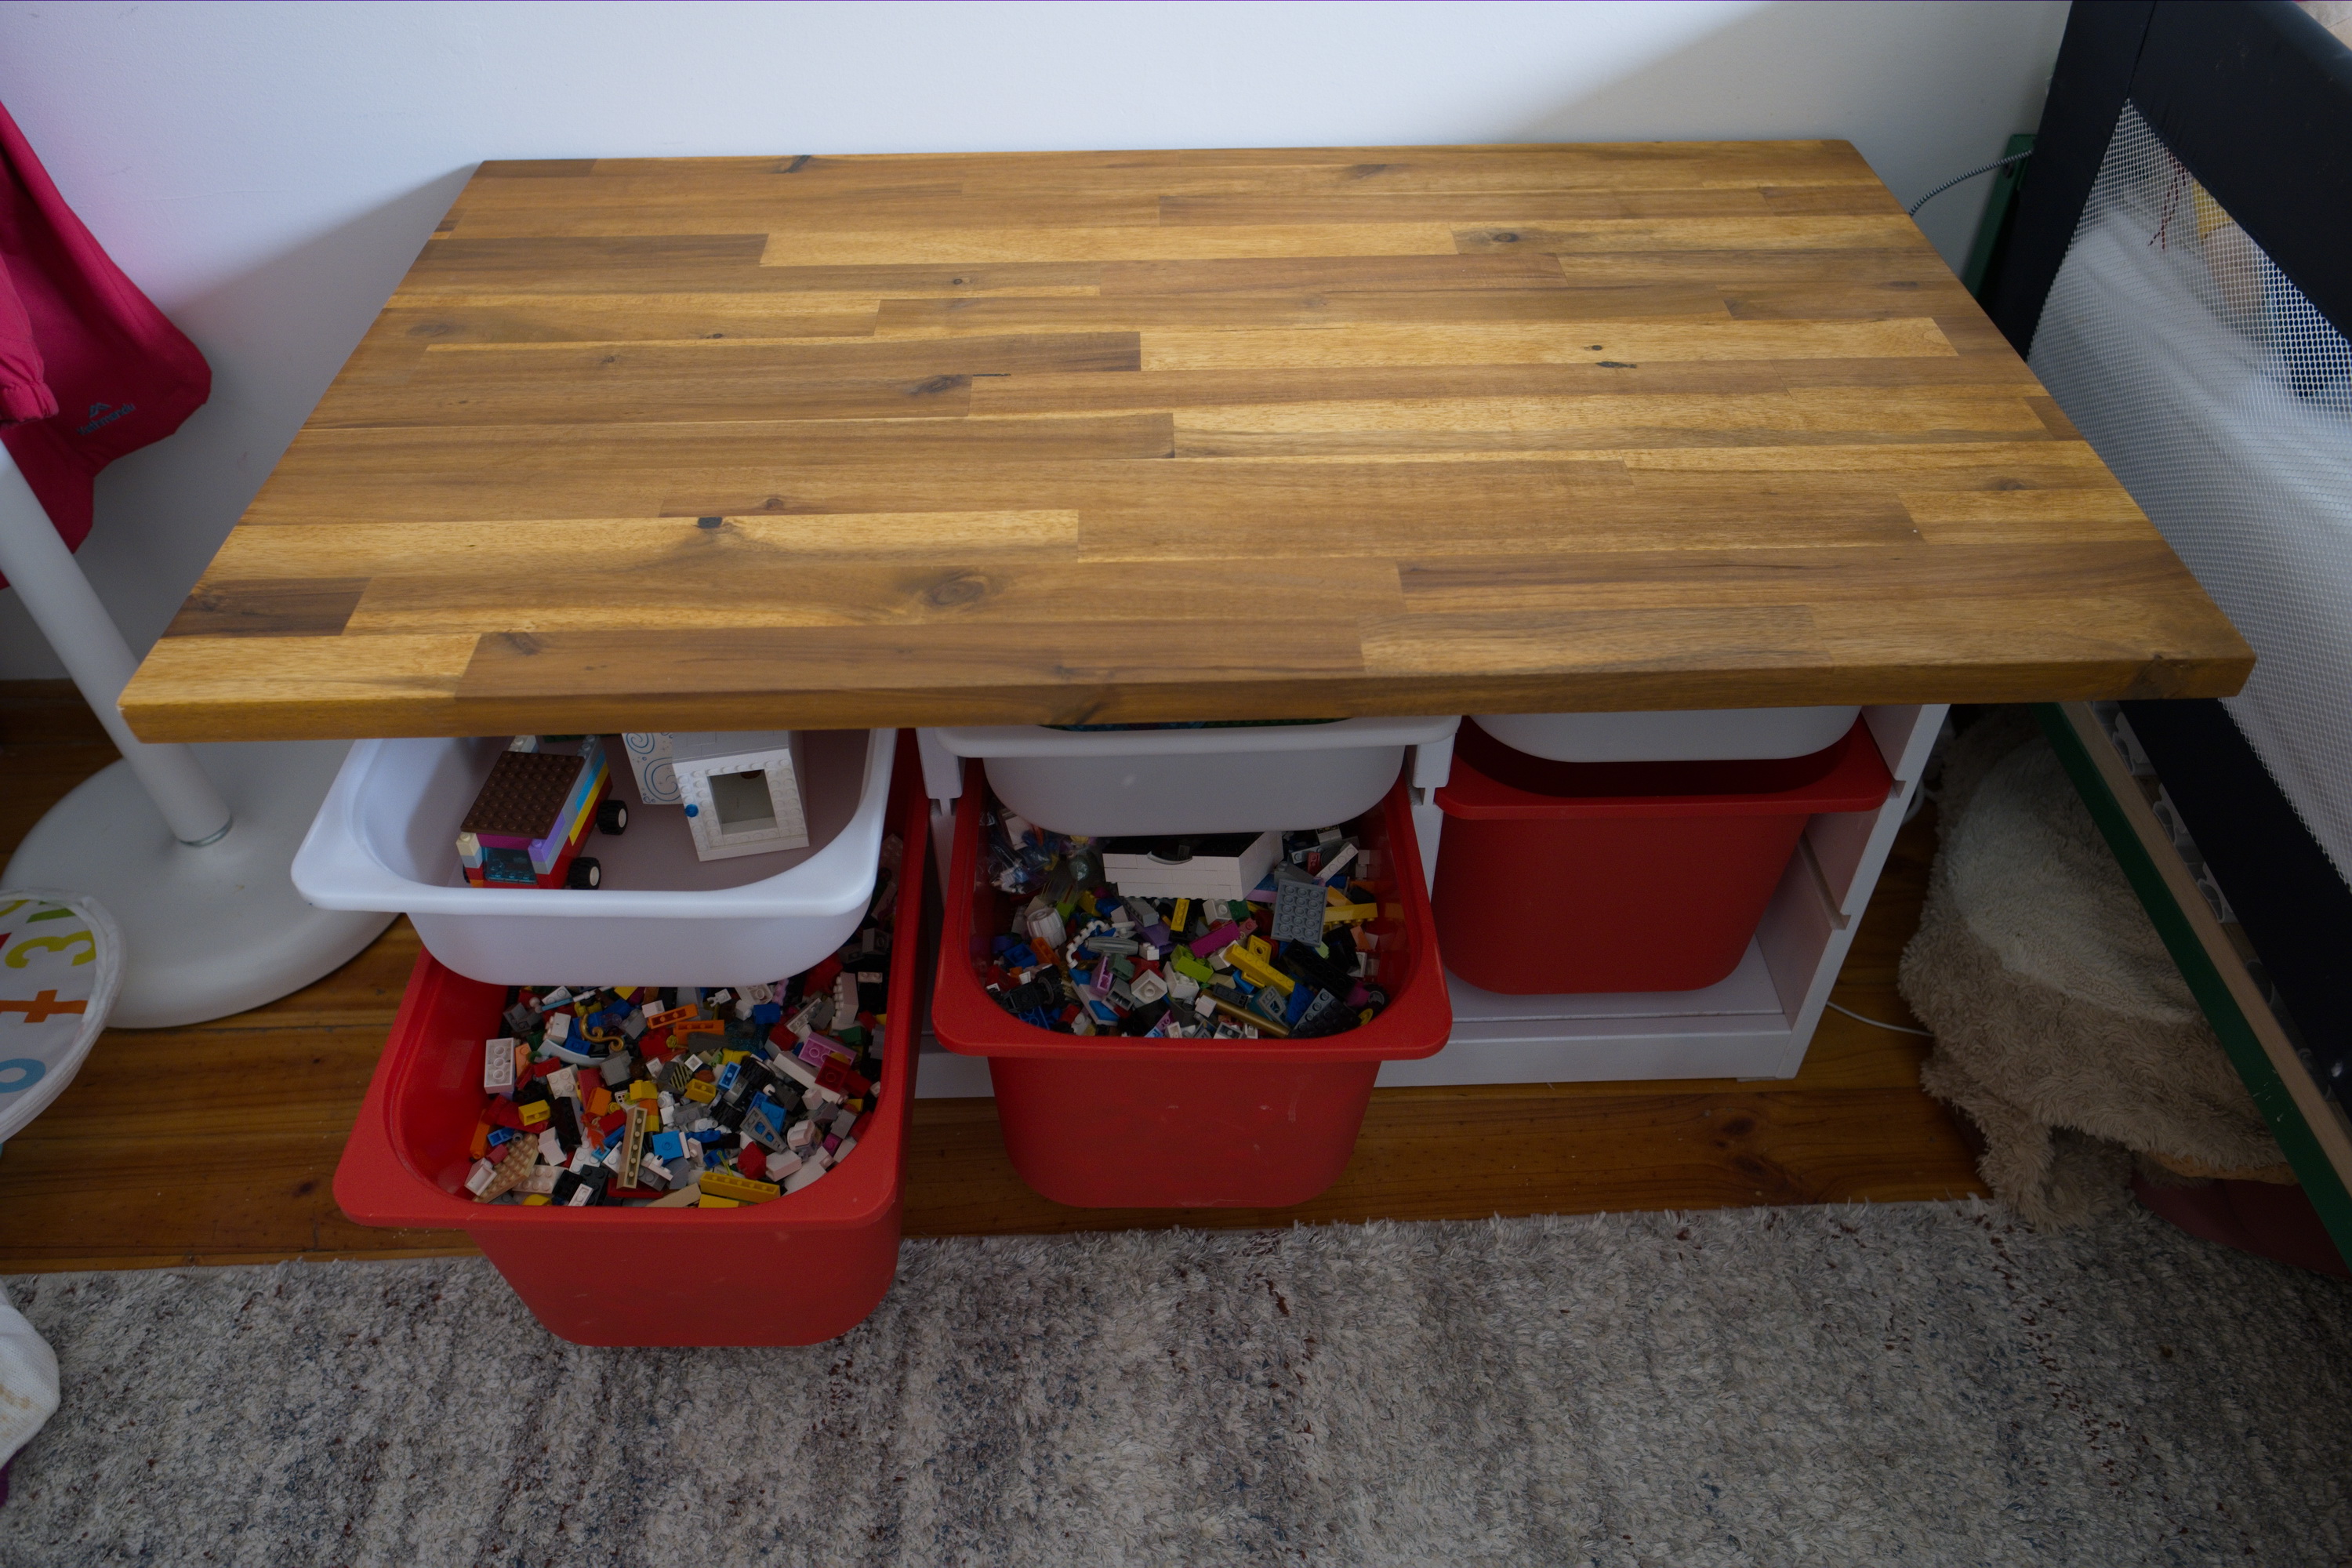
120,141,2251,742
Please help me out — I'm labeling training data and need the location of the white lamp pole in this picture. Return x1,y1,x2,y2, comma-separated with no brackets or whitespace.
0,445,390,1026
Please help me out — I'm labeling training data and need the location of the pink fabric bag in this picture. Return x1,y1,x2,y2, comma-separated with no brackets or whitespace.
0,97,209,557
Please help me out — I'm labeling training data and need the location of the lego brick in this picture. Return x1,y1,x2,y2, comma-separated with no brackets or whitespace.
1102,829,1279,901
621,731,684,805
1270,873,1325,944
618,1103,648,1188
670,731,811,862
460,750,583,840
699,1168,782,1205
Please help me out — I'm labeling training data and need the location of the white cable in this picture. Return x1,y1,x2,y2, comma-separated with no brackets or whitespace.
1826,999,1934,1037
1908,150,2034,218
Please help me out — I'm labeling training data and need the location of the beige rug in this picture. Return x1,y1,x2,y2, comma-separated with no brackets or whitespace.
1900,710,2284,1227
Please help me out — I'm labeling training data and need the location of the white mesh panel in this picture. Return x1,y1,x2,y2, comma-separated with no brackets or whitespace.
2029,103,2352,888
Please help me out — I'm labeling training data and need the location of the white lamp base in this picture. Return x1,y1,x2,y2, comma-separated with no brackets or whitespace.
4,739,394,1028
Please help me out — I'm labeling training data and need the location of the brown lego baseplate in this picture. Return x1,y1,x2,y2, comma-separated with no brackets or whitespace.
461,751,583,840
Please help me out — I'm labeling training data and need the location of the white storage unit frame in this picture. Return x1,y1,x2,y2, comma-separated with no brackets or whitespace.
916,704,1944,1096
1380,702,1945,1086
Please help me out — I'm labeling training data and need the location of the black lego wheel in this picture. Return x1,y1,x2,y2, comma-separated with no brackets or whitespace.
566,857,603,890
597,798,629,835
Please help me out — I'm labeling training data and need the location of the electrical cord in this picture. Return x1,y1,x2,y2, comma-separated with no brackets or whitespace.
1907,149,2033,218
1825,999,1934,1037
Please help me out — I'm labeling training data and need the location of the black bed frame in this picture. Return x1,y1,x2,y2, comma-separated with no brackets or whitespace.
1988,0,2352,1096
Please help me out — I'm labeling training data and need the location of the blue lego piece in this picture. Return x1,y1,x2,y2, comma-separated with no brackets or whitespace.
752,1001,782,1028
1284,982,1314,1025
716,1061,741,1093
745,1095,787,1147
488,1126,515,1149
651,1131,685,1162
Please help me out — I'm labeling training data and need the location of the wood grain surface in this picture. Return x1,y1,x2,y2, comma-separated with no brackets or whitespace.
119,143,2251,742
0,711,1981,1272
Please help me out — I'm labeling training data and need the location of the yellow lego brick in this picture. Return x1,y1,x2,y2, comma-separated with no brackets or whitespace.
697,1195,742,1209
699,1168,782,1205
684,1078,718,1104
1325,902,1377,924
521,1194,552,1206
518,1101,550,1127
627,1080,658,1104
1224,938,1295,995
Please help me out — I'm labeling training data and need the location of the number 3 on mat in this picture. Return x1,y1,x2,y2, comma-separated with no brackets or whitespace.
5,929,95,966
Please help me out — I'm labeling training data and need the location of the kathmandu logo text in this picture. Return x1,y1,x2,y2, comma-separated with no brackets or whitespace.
76,401,135,435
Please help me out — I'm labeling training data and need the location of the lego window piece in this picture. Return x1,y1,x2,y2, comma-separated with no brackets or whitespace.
666,731,811,863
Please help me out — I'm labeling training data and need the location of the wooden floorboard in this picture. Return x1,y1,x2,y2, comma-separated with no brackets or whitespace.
0,719,1982,1273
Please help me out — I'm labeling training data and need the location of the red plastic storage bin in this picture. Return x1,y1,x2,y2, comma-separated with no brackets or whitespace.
1432,717,1893,995
931,769,1451,1210
332,734,933,1348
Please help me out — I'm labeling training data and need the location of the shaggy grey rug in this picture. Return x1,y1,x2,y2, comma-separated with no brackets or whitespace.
5,1203,2350,1567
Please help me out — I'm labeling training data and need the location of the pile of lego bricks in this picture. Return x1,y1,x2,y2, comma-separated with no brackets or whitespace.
461,833,902,1209
978,804,1390,1040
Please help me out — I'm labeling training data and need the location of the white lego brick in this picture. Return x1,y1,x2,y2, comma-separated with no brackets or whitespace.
669,731,810,862
620,731,684,805
1103,829,1279,901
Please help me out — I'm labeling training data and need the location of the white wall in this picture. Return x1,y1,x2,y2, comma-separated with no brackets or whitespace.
0,0,2067,683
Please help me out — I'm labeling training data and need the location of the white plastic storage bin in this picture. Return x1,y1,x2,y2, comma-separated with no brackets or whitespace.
292,729,895,985
1471,706,1860,764
920,716,1459,837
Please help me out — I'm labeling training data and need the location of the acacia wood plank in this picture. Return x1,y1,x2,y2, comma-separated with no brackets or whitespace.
119,143,2250,742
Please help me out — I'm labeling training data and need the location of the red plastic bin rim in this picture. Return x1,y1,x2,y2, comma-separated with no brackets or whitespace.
1436,717,1893,821
931,769,1451,1065
336,739,931,1236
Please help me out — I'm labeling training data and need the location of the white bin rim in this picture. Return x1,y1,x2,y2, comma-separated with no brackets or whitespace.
292,728,895,920
926,715,1458,759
